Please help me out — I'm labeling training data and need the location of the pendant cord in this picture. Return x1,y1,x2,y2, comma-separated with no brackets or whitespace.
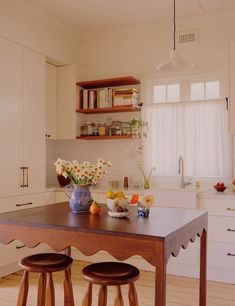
173,0,176,50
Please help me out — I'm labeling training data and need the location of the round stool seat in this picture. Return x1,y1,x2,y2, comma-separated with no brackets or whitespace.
82,262,140,286
19,253,73,273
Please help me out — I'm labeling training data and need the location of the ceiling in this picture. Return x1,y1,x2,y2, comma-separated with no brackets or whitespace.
24,0,235,34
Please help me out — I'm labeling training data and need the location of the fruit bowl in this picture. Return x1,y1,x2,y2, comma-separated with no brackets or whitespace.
214,182,226,192
108,210,131,218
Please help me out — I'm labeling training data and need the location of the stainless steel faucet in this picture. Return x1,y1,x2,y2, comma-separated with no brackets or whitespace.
178,155,191,188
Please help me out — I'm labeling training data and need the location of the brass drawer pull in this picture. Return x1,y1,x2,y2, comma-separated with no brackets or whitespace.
227,208,235,211
16,202,33,207
25,166,29,187
227,228,235,232
20,166,25,188
16,245,25,249
227,252,235,256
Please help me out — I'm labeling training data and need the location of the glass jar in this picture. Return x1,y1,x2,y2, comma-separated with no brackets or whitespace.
93,124,99,136
99,125,106,136
87,123,93,136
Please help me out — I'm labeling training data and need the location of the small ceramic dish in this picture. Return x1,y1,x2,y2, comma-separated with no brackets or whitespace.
108,210,131,218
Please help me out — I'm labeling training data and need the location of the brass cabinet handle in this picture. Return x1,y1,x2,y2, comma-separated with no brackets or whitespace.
20,166,25,187
16,202,33,207
227,208,235,211
227,228,235,232
227,252,235,256
16,245,25,249
25,166,29,187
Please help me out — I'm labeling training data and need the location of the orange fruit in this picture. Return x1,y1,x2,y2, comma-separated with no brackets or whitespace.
90,201,101,215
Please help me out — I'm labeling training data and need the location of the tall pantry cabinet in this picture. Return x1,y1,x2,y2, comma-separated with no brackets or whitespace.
0,37,46,197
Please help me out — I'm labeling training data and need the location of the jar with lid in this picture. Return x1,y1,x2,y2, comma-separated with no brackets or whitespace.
87,123,94,136
99,124,106,136
80,125,88,136
121,122,129,135
93,124,99,136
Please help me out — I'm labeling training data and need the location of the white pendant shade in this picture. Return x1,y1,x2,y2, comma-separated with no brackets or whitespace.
156,0,194,72
156,50,194,71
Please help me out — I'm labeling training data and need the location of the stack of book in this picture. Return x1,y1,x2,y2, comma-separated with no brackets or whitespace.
78,87,139,110
113,87,138,107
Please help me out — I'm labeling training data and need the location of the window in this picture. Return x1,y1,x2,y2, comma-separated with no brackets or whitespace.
143,74,231,178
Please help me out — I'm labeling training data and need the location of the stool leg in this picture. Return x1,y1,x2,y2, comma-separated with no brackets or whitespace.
98,285,107,306
17,271,29,306
45,272,55,306
37,273,46,306
128,283,138,306
64,269,74,306
114,285,124,306
82,283,92,306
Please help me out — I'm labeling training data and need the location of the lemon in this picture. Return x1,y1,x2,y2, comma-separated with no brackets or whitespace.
106,191,116,199
116,191,125,198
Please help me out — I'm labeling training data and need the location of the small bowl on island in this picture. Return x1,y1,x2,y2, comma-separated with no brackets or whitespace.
214,182,227,192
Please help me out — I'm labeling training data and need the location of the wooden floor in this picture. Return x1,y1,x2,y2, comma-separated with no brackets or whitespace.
0,260,235,306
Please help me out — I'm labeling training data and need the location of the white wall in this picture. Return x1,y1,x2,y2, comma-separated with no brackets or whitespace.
0,1,83,64
80,10,235,79
47,139,143,188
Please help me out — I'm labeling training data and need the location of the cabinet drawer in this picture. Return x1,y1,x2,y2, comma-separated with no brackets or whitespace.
0,240,49,268
208,241,235,270
199,198,235,216
209,216,235,243
0,192,54,213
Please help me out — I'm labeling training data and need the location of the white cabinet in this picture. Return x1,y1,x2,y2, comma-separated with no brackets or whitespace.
199,197,235,283
0,37,23,197
57,64,87,139
46,63,58,139
229,42,235,134
0,192,54,277
0,37,46,198
23,48,46,194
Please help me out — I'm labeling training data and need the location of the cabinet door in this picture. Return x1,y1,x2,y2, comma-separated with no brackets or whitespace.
230,42,235,134
46,63,58,139
0,37,23,197
58,64,87,139
23,48,46,194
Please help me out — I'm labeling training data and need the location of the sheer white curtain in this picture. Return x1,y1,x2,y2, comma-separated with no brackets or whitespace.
142,100,232,177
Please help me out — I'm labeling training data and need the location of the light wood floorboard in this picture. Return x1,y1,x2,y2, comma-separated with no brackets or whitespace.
0,260,234,306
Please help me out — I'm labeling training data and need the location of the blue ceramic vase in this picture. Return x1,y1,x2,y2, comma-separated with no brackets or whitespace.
65,185,92,213
137,207,150,218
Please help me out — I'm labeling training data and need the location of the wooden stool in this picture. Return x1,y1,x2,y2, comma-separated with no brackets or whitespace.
82,262,140,306
17,253,74,306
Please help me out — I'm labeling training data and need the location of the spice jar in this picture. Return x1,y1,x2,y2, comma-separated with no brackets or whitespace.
99,124,106,136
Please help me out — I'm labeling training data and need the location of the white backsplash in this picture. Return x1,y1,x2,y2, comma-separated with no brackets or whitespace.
46,139,143,188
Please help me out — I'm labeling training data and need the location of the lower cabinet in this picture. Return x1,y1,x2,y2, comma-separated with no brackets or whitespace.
0,192,55,277
199,197,235,283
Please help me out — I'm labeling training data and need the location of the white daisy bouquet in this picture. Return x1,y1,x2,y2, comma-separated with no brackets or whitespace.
54,158,112,186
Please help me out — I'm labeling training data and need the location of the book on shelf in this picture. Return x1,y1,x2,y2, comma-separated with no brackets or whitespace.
78,86,139,109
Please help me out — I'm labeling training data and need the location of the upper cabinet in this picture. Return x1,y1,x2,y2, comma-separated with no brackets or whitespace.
0,37,46,198
76,76,141,139
230,42,235,134
46,63,58,139
57,64,87,139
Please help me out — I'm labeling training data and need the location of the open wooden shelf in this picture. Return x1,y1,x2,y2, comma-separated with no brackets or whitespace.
76,135,133,140
76,105,140,114
76,76,140,89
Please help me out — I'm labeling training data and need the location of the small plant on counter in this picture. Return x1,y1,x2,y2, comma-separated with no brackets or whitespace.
54,158,112,186
137,163,156,189
129,194,154,218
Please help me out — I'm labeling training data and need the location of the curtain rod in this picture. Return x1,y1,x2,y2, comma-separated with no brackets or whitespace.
143,97,228,107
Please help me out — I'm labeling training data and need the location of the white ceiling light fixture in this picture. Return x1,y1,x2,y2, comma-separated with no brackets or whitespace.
156,0,194,71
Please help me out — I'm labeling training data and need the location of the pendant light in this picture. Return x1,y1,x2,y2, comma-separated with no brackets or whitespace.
156,0,194,71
